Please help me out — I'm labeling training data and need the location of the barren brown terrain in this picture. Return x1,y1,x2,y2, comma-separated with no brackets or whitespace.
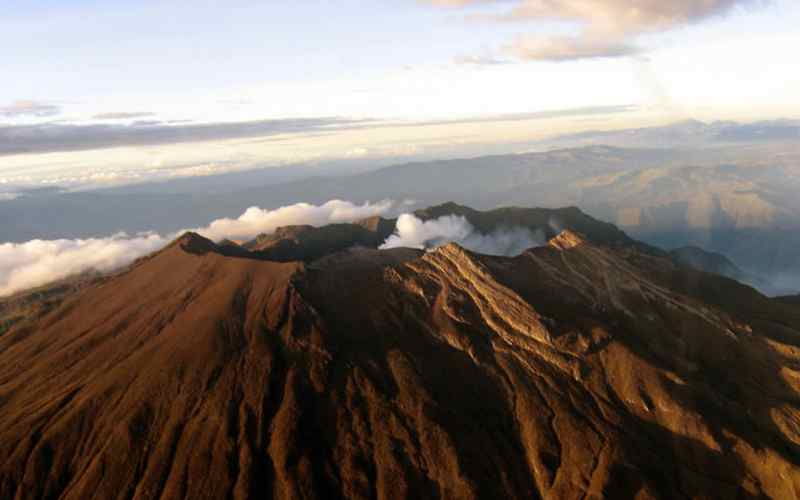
1,208,799,499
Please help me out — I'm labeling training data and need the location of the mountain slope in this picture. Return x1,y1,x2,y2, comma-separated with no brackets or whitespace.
669,245,744,277
666,245,783,294
1,228,799,499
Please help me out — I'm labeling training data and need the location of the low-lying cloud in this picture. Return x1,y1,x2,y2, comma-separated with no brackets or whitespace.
196,199,394,242
0,234,170,297
0,200,393,297
381,214,545,256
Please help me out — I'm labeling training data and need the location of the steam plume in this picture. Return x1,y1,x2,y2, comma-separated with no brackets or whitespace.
380,214,544,256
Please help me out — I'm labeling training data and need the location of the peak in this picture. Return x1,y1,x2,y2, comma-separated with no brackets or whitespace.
438,201,466,209
548,229,587,250
173,232,218,255
438,241,465,252
175,231,207,244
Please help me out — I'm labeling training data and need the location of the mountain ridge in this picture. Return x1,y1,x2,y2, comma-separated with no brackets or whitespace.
1,206,799,498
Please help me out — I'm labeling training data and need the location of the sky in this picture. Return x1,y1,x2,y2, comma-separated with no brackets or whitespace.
2,0,800,191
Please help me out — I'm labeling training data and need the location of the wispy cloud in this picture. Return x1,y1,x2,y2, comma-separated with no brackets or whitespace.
401,104,637,127
0,100,61,118
0,117,370,157
92,112,157,120
453,54,511,66
424,0,765,61
0,105,636,157
506,36,639,62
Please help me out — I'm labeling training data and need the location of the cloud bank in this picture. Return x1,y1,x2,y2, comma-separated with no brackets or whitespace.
381,214,545,256
427,0,763,61
0,200,393,297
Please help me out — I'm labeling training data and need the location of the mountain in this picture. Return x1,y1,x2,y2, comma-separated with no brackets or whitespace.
544,119,800,149
666,245,797,297
236,202,655,264
669,246,743,278
413,202,659,253
1,207,800,499
777,295,800,307
666,245,786,294
243,221,394,262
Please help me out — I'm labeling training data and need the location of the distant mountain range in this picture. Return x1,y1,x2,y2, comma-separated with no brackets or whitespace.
546,119,800,148
3,120,799,294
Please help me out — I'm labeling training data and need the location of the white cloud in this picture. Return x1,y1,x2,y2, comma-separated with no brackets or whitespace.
0,233,169,297
380,213,544,255
192,199,394,242
0,200,394,297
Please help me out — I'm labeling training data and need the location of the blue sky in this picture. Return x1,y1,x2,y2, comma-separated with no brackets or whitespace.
2,0,799,190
